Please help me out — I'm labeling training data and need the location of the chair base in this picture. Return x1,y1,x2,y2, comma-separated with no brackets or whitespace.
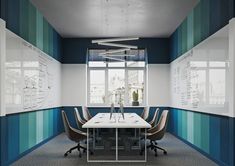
140,141,167,157
64,143,93,158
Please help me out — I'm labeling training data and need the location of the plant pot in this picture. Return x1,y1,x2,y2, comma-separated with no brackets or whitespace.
132,101,139,106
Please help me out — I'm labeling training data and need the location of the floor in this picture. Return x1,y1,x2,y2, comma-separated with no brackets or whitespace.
11,133,217,166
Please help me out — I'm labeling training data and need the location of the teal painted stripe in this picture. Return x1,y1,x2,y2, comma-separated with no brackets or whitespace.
28,2,36,46
36,10,44,50
28,112,36,149
187,111,194,143
201,114,210,153
193,113,202,148
19,113,29,153
36,111,44,143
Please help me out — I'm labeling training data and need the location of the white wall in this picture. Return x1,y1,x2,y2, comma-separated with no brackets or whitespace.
61,64,87,106
147,64,170,106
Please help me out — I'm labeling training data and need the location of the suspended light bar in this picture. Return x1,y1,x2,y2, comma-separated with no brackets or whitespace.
104,54,136,57
92,37,139,44
99,48,130,55
98,42,137,49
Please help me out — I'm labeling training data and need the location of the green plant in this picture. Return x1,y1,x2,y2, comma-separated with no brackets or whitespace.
132,90,139,102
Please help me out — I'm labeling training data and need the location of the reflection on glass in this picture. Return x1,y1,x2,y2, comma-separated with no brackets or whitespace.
88,61,106,67
128,70,144,104
209,61,226,67
108,69,125,104
23,61,39,67
190,61,207,68
5,69,22,105
108,62,125,67
209,69,225,105
127,61,145,67
190,70,206,107
90,70,105,104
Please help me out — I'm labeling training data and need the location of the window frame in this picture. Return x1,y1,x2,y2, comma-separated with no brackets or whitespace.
87,62,146,106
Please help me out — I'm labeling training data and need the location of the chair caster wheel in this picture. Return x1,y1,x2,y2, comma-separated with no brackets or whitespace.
164,151,167,155
90,151,94,155
64,153,68,157
79,154,82,158
155,153,158,157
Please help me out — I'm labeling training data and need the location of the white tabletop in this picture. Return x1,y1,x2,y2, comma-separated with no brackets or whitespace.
82,113,151,129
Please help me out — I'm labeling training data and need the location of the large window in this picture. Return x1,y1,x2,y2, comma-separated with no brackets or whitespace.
87,50,146,106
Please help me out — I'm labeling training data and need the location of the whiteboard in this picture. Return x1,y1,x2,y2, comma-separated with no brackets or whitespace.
170,25,230,116
5,30,61,114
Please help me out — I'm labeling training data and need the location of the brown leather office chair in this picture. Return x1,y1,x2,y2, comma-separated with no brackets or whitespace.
140,110,169,157
148,108,160,127
74,107,86,132
82,106,92,121
141,107,149,121
62,110,93,157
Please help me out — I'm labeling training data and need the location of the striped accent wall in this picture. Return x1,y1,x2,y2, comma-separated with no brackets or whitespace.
0,0,62,61
168,108,234,166
170,0,234,62
0,108,63,166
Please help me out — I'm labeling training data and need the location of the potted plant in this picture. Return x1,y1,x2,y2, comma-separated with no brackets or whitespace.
132,90,139,106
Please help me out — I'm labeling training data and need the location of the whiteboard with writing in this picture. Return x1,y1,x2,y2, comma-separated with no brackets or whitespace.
5,30,61,114
170,25,230,116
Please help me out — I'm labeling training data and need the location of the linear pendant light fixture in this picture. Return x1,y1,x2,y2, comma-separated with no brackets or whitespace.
92,37,139,44
91,37,139,61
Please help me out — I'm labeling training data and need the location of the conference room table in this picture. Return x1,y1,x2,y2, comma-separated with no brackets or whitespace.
82,113,151,162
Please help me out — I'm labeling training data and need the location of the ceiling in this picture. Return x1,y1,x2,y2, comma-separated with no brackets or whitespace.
31,0,198,38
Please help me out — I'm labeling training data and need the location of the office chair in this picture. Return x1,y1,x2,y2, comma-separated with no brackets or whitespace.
141,107,149,121
82,106,93,121
140,110,169,157
74,107,86,132
148,108,160,127
61,110,93,157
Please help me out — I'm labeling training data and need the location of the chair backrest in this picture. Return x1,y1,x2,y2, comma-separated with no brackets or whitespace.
149,108,160,127
61,110,73,141
141,107,149,120
62,110,86,142
148,110,169,141
82,106,92,121
74,107,85,129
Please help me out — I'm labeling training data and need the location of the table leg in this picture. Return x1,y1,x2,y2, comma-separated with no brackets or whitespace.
87,128,89,162
93,128,95,149
116,128,118,161
145,128,147,162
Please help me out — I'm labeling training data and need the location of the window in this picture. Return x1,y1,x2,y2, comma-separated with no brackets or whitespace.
89,70,105,104
87,49,146,106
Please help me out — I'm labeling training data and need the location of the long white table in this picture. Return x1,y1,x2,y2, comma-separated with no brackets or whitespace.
82,113,151,162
